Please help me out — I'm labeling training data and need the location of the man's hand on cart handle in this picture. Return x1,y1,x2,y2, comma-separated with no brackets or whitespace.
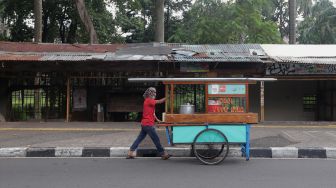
154,113,163,127
155,120,163,128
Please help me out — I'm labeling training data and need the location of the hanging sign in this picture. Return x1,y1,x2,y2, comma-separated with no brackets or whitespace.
208,84,246,95
73,88,87,111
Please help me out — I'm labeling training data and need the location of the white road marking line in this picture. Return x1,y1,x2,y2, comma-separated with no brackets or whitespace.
281,131,296,141
326,132,336,138
303,131,316,138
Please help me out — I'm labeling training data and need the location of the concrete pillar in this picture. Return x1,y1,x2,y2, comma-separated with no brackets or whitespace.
0,78,9,122
66,77,71,122
260,81,265,122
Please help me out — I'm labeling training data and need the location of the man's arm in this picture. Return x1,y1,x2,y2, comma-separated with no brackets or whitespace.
154,112,162,123
155,97,166,104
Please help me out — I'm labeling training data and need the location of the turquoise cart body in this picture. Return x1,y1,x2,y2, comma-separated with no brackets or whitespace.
164,124,251,161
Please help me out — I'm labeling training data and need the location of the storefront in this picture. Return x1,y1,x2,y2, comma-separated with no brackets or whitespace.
259,45,336,121
1,42,336,122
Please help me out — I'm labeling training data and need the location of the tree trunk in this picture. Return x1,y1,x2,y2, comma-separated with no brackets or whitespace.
34,0,42,43
74,0,98,44
34,0,43,120
42,9,48,43
166,2,170,41
154,0,165,42
289,0,296,44
67,18,78,43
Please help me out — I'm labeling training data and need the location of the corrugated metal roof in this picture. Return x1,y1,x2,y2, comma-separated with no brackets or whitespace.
0,42,266,63
0,41,125,53
179,44,264,54
115,44,172,55
170,44,266,62
0,51,107,62
271,56,336,65
261,44,336,65
104,44,171,61
0,42,171,62
2,42,336,65
40,54,100,61
261,44,336,57
0,52,169,62
0,54,41,61
104,54,168,61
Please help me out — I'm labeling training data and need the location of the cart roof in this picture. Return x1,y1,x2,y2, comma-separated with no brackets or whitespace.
128,78,276,83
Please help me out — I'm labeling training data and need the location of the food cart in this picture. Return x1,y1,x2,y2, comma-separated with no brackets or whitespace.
129,78,275,165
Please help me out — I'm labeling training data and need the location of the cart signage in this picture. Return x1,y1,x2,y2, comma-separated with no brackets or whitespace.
208,97,246,113
208,84,246,95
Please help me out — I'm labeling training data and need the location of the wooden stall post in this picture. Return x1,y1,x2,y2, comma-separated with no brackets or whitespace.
260,81,265,122
331,85,334,121
246,82,249,113
205,83,208,113
170,84,174,114
165,84,168,113
66,77,71,122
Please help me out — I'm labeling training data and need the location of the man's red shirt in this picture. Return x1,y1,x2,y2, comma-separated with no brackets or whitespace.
141,98,156,126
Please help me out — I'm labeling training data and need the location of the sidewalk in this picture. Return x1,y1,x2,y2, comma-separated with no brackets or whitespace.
1,121,336,158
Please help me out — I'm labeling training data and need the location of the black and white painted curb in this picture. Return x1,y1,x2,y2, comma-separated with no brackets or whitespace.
0,147,336,159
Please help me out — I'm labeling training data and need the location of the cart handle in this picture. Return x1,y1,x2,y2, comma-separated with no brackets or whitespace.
157,123,208,127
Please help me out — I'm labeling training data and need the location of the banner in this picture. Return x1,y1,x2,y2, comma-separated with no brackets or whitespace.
266,63,336,75
73,88,87,111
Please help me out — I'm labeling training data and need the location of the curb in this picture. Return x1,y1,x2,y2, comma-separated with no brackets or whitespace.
0,147,336,159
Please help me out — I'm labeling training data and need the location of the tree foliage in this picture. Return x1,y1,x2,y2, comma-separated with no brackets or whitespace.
297,0,315,17
259,0,287,40
0,0,117,43
298,0,336,44
113,0,154,43
113,0,192,43
4,0,334,44
0,0,34,41
260,0,316,41
168,0,282,44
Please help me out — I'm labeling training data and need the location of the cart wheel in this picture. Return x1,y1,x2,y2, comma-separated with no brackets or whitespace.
192,128,229,165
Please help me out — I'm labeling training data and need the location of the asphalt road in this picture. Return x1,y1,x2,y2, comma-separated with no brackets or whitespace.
1,158,336,188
